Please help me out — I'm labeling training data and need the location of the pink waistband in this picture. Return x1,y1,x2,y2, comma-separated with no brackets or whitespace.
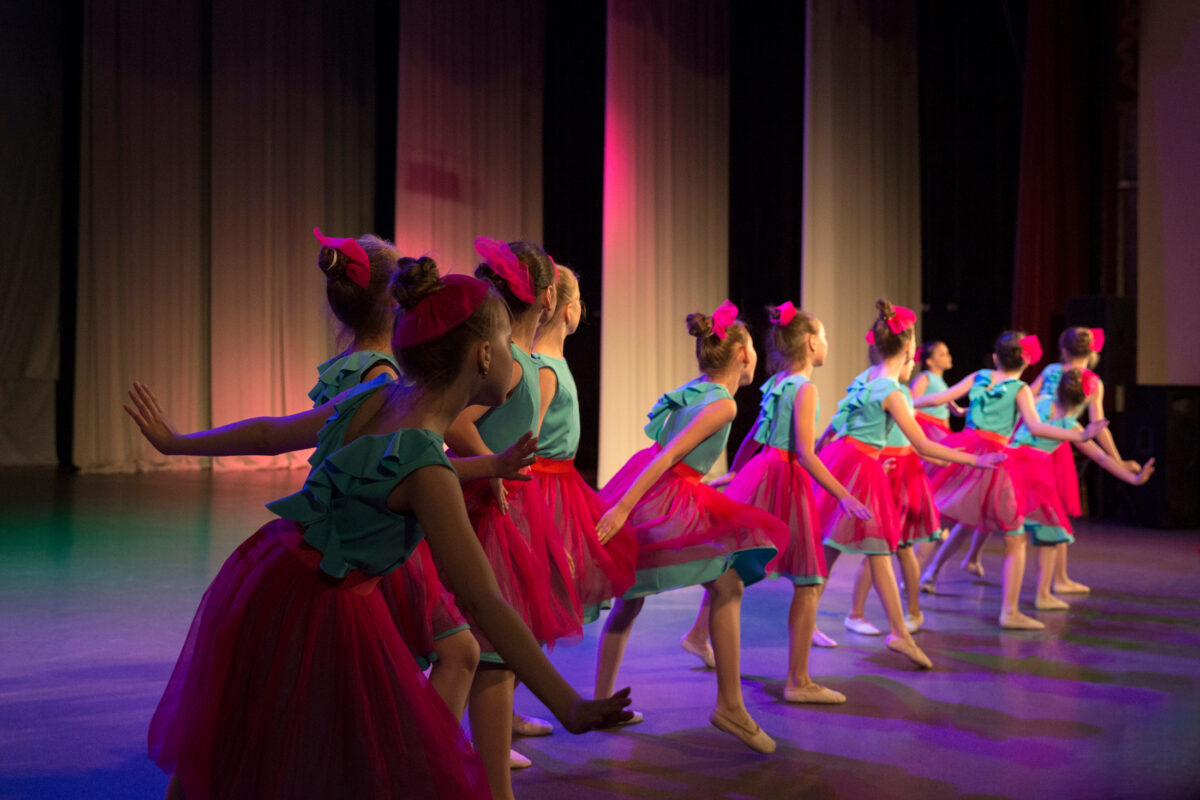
280,525,381,597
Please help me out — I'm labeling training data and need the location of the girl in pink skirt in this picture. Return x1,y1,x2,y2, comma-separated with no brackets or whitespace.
594,301,789,754
909,340,963,443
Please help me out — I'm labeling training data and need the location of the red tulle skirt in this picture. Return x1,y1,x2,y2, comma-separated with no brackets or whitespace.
1010,446,1074,531
531,458,637,613
1050,441,1083,518
816,437,901,554
915,411,952,443
461,476,583,656
149,519,489,799
377,540,469,670
885,446,943,546
725,447,826,584
930,429,1024,533
599,445,787,596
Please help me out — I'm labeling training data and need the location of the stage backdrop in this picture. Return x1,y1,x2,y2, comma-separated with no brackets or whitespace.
598,0,731,484
802,0,922,428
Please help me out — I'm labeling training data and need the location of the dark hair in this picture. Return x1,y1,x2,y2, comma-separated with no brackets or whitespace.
869,298,914,358
1059,327,1100,368
1056,366,1088,410
390,256,509,389
918,340,944,372
475,240,556,317
318,234,401,340
686,311,750,374
765,305,820,374
993,330,1028,371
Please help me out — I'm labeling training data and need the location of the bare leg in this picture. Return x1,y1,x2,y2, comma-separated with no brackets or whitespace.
1035,546,1069,610
962,529,988,576
999,534,1043,629
706,569,775,752
469,666,519,800
895,547,923,626
914,538,939,569
844,558,881,634
783,584,845,703
680,592,715,667
809,546,841,647
920,524,968,591
594,597,644,699
1053,542,1090,594
867,554,932,668
165,775,185,800
428,630,479,721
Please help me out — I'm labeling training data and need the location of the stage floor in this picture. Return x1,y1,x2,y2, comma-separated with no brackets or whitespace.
0,469,1197,799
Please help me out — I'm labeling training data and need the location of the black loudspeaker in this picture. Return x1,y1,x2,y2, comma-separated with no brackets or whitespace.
1065,295,1136,390
1121,385,1200,528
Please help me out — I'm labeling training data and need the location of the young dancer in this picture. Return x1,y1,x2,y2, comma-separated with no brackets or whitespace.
531,265,637,625
909,340,961,443
915,332,1109,629
712,302,868,704
1013,368,1155,610
444,237,585,794
594,301,789,753
128,258,631,799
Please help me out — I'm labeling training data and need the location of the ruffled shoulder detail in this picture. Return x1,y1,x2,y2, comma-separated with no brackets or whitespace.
268,428,453,578
307,375,391,467
644,380,731,440
754,373,809,441
307,350,400,406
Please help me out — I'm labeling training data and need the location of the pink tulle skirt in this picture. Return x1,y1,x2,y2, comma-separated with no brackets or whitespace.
531,457,637,614
885,446,943,546
725,447,826,585
149,519,489,799
816,437,901,554
1010,446,1074,531
377,540,469,670
461,476,583,656
930,429,1024,533
599,445,788,596
915,411,953,443
1050,441,1083,518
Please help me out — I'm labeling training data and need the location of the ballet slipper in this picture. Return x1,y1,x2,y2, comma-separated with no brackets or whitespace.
919,579,938,595
709,708,776,754
811,628,838,648
962,560,984,578
509,749,532,769
783,683,847,705
904,611,924,633
1053,579,1091,595
512,712,553,737
999,610,1045,630
843,615,883,636
886,634,933,669
598,710,644,728
680,635,716,669
1035,594,1070,611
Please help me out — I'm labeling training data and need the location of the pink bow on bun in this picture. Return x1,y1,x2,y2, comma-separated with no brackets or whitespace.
1089,328,1105,353
773,301,797,326
474,236,535,303
865,330,875,345
313,227,371,288
711,299,739,340
1019,334,1043,364
1082,369,1100,397
887,305,917,335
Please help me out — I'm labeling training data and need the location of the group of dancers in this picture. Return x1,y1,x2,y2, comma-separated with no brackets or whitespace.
123,231,1155,799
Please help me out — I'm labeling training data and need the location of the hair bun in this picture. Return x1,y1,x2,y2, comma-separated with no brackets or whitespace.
318,246,346,280
875,297,895,320
390,256,443,310
686,312,714,339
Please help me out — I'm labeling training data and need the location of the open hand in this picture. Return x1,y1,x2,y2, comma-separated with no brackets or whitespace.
1132,457,1155,486
838,494,873,520
495,432,538,481
1082,418,1110,441
123,382,181,454
975,451,1006,469
489,477,509,514
595,504,630,545
708,472,735,490
560,687,634,734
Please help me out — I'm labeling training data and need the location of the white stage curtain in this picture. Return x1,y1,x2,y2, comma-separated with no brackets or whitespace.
598,0,731,484
394,0,544,275
802,0,922,428
74,0,376,472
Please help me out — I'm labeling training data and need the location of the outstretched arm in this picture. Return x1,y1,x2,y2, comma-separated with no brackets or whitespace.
913,371,977,408
1016,386,1107,443
1085,381,1136,469
1073,437,1154,485
883,390,1003,468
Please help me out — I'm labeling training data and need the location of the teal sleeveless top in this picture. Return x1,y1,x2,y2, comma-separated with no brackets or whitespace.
1011,396,1078,453
476,345,541,452
914,370,950,420
307,375,392,467
965,370,1025,435
308,349,399,406
534,354,580,460
832,376,903,449
644,379,733,474
885,385,914,447
752,372,817,453
268,428,456,578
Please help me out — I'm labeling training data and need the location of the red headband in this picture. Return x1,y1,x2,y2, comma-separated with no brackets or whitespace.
773,301,797,326
865,330,875,345
1082,369,1099,397
474,236,535,304
313,227,371,288
1019,334,1043,364
393,273,491,348
711,299,739,340
886,306,917,335
1089,328,1105,353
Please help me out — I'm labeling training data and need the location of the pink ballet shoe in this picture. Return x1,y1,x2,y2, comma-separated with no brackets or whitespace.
512,712,553,737
680,636,716,669
509,749,532,769
811,628,838,648
783,684,847,704
709,708,776,754
843,615,882,636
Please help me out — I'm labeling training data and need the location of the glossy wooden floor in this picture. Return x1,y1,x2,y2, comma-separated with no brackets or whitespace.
0,469,1197,799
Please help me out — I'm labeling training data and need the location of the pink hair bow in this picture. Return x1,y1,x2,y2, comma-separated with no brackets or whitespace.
774,301,797,326
1082,369,1099,397
1019,334,1043,364
711,299,739,340
474,236,535,303
313,227,371,288
1089,328,1105,353
865,330,875,345
394,273,490,348
887,306,917,335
